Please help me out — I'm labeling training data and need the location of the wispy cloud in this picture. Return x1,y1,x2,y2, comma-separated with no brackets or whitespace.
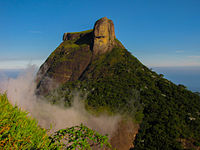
175,50,184,53
188,55,200,59
142,54,200,67
0,59,44,69
149,62,200,67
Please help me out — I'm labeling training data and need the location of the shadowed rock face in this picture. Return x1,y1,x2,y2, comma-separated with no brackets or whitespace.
63,33,80,41
36,17,124,95
63,17,117,55
63,29,93,41
93,17,115,55
36,44,92,95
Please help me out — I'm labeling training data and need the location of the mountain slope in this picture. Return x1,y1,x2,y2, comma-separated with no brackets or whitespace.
36,17,200,149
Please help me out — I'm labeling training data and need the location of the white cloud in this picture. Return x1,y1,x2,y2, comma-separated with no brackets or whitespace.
148,61,200,67
188,55,200,59
141,54,200,67
175,50,184,53
0,59,44,69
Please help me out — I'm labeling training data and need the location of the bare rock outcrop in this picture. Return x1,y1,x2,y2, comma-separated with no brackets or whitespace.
63,29,93,41
93,17,116,55
63,33,81,41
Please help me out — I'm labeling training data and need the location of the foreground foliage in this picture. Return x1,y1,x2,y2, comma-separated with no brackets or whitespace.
0,93,53,149
50,124,111,149
0,93,111,149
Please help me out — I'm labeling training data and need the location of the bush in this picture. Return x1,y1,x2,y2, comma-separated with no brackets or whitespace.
50,124,111,149
0,93,112,149
0,93,54,149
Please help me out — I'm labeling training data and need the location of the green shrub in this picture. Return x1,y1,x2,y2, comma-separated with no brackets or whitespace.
0,93,55,149
0,93,112,149
50,124,111,149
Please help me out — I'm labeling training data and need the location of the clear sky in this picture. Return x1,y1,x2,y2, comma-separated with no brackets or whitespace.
0,0,200,69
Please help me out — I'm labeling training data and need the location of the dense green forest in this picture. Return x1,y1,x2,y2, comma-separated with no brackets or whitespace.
46,47,200,149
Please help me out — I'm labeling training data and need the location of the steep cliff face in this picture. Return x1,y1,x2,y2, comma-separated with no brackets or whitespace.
36,17,123,95
93,17,115,55
63,29,93,41
36,36,93,95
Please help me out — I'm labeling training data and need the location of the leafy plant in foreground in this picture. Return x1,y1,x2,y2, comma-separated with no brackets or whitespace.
0,93,112,149
50,124,112,149
0,93,55,149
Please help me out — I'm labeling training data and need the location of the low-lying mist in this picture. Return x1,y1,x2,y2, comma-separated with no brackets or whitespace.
0,65,121,137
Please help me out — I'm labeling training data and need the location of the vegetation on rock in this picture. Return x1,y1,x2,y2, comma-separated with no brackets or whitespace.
50,124,111,149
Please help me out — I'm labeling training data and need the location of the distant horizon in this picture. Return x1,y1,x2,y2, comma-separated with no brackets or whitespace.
0,57,200,70
0,66,200,93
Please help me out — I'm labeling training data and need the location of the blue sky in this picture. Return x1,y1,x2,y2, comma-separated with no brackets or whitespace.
0,0,200,69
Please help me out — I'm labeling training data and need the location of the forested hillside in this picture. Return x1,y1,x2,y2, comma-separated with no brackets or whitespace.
45,46,200,149
35,17,200,149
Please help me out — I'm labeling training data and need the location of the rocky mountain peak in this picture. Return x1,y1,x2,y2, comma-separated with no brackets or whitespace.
62,17,116,55
36,17,122,95
93,17,116,55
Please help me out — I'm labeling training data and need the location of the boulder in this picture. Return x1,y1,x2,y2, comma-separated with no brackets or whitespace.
93,17,116,55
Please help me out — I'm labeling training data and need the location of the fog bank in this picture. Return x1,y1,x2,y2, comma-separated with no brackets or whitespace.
0,65,121,137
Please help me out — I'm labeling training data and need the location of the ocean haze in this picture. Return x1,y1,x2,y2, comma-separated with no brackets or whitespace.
0,69,23,79
0,66,122,138
1,66,199,92
153,66,200,92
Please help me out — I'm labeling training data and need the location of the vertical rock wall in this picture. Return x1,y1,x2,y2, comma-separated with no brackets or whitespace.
93,17,116,55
